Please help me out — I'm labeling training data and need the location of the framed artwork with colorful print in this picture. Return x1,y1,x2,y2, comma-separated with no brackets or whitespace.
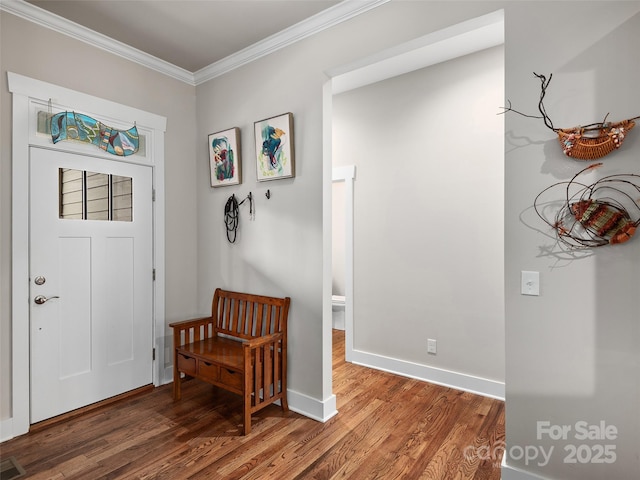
254,113,294,182
208,127,241,187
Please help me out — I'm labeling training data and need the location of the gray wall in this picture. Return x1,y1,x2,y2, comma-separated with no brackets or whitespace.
194,42,328,400
332,45,505,382
2,2,640,479
503,3,640,479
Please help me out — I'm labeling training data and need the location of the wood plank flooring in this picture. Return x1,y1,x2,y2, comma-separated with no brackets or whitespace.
0,330,504,479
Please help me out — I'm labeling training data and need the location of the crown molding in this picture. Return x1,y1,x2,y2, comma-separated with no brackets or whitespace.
1,0,390,87
193,0,390,86
0,0,195,85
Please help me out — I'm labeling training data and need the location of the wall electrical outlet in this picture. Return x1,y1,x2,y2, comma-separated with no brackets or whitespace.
427,338,437,355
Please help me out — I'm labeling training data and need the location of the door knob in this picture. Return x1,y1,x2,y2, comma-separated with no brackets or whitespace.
34,295,59,305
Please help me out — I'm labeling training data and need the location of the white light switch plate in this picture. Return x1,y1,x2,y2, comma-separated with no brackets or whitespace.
521,271,540,296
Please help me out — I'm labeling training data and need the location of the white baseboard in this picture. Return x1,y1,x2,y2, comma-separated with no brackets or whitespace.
351,349,505,400
287,389,338,423
1,417,14,442
501,456,549,480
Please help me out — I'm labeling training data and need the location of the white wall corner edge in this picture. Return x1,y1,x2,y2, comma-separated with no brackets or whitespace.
287,390,338,423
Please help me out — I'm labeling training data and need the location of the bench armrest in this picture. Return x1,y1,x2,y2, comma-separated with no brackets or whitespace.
169,316,213,329
170,316,216,347
243,332,283,349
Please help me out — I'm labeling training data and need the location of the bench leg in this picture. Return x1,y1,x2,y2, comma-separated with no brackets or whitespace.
242,385,252,435
243,403,252,436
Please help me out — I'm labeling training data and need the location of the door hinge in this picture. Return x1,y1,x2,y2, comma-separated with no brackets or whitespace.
152,189,156,202
153,348,156,361
152,268,156,281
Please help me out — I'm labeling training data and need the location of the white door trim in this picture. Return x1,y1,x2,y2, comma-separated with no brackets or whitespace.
8,72,167,438
332,166,356,362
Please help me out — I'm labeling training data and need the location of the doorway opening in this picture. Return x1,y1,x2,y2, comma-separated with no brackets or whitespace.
323,10,505,406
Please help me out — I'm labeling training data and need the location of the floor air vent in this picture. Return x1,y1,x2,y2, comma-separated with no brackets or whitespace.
0,457,26,480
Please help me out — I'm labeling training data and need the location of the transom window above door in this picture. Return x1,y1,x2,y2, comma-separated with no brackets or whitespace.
59,168,132,221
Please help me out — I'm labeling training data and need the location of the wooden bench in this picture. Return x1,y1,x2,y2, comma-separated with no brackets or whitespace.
169,288,290,435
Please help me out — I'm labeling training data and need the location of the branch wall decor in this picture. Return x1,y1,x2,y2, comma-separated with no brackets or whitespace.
534,163,640,248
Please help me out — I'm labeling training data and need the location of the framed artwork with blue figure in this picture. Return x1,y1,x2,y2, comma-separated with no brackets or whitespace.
209,127,241,187
254,113,295,181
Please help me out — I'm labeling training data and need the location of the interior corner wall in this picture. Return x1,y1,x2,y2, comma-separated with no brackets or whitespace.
0,11,198,425
503,2,640,479
191,0,503,410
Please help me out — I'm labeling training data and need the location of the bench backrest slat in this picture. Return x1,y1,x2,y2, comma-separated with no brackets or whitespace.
212,288,289,340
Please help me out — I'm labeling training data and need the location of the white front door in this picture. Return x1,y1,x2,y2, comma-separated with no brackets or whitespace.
29,147,153,423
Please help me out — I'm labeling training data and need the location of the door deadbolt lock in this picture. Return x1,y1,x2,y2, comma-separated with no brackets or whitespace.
34,276,46,285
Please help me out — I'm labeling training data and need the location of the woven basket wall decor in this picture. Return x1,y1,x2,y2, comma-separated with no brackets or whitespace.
501,73,639,161
557,119,635,160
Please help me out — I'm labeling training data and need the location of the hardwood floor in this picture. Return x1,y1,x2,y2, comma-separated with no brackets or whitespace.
0,330,504,479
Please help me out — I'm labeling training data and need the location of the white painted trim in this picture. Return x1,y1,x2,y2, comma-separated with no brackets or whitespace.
10,90,31,437
7,72,166,439
331,165,356,363
501,456,550,480
8,73,166,130
0,0,390,86
287,389,338,423
327,9,504,94
352,349,505,401
322,80,335,405
149,112,167,393
194,0,390,85
332,165,356,182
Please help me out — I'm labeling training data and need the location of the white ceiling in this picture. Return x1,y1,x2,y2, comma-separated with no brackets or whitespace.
24,0,342,72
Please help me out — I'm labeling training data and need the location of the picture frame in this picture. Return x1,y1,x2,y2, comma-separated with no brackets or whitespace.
208,127,241,187
254,112,294,181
